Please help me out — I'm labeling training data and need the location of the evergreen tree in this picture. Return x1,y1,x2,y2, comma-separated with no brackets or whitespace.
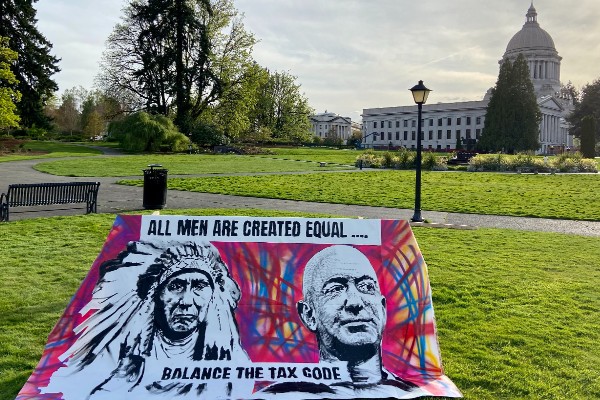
479,54,540,153
567,78,600,141
0,0,60,129
580,115,596,158
0,36,21,130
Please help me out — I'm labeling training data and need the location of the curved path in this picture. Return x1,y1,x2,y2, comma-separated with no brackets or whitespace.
1,150,599,237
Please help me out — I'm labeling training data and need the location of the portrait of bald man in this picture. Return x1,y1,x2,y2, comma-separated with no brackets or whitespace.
259,245,432,399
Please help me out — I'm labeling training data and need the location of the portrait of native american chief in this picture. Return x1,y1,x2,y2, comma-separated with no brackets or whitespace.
43,240,249,399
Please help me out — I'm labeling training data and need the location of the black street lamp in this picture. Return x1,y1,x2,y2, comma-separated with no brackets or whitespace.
409,80,432,223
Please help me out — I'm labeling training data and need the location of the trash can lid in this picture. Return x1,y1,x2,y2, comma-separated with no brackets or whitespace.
148,164,163,169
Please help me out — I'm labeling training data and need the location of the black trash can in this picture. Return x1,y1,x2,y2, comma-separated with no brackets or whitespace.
143,164,168,209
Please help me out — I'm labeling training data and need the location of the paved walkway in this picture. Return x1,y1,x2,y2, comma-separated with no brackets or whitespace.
2,150,599,237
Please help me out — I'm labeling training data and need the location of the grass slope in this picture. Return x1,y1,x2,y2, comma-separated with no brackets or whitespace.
34,154,350,176
119,170,600,221
0,141,102,162
1,211,599,399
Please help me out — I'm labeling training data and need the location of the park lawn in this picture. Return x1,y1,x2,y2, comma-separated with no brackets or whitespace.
33,154,351,176
119,170,600,221
0,141,102,162
263,147,364,165
1,211,600,399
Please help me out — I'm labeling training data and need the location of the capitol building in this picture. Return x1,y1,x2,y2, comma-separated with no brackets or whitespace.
361,4,574,154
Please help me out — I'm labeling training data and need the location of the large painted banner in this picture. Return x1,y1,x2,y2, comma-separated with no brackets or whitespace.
18,215,462,399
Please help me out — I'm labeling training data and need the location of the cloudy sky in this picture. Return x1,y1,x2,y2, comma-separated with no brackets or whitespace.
36,0,600,122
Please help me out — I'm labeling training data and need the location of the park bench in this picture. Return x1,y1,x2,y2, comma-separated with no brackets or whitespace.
0,182,100,222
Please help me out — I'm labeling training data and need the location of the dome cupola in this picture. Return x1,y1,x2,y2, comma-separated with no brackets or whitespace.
501,3,562,97
505,3,557,56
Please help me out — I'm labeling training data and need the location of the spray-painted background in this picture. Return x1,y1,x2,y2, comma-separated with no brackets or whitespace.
18,215,461,399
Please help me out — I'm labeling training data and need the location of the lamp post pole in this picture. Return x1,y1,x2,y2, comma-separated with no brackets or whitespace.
409,80,432,223
412,102,424,222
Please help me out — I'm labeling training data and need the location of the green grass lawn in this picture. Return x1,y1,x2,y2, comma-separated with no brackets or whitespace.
119,170,600,221
0,141,102,162
33,154,351,176
263,147,364,165
1,211,599,399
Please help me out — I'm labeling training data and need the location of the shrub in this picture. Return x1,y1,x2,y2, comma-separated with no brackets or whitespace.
383,152,395,168
397,148,415,169
468,152,597,173
355,149,446,170
108,112,190,152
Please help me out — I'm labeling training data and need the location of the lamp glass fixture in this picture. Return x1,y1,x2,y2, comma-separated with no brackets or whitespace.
410,80,432,104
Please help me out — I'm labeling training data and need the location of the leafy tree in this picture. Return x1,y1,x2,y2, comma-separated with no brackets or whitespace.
211,62,268,142
479,54,541,153
560,81,579,105
323,127,342,146
0,0,60,129
567,78,600,141
0,36,21,130
347,128,363,147
108,111,190,152
55,91,80,135
251,70,312,143
98,0,255,134
83,110,104,139
580,115,596,158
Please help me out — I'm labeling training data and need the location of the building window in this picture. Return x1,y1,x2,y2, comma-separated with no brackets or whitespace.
404,131,408,140
466,116,472,125
476,116,481,125
396,132,400,140
380,132,384,141
476,128,481,139
421,131,424,140
456,117,462,125
447,118,452,125
396,121,400,128
388,132,392,140
411,120,416,128
403,120,408,127
456,130,461,139
411,131,416,140
437,130,442,140
438,118,443,126
466,129,471,139
447,130,452,139
373,122,377,128
428,130,433,140
411,144,415,149
429,119,434,126
388,121,392,128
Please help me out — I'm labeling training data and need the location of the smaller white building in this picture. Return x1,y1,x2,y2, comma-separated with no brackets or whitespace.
310,111,352,141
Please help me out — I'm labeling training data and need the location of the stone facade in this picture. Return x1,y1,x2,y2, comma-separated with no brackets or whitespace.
310,112,352,141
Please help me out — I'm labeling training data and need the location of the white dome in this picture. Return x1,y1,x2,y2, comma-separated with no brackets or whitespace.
504,4,557,56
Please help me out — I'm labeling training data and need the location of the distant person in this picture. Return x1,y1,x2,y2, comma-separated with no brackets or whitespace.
259,245,431,399
44,241,248,399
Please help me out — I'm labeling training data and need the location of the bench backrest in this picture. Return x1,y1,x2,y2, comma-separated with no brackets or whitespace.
7,182,100,207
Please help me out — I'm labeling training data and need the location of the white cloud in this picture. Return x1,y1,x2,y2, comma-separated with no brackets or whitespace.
35,0,600,122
